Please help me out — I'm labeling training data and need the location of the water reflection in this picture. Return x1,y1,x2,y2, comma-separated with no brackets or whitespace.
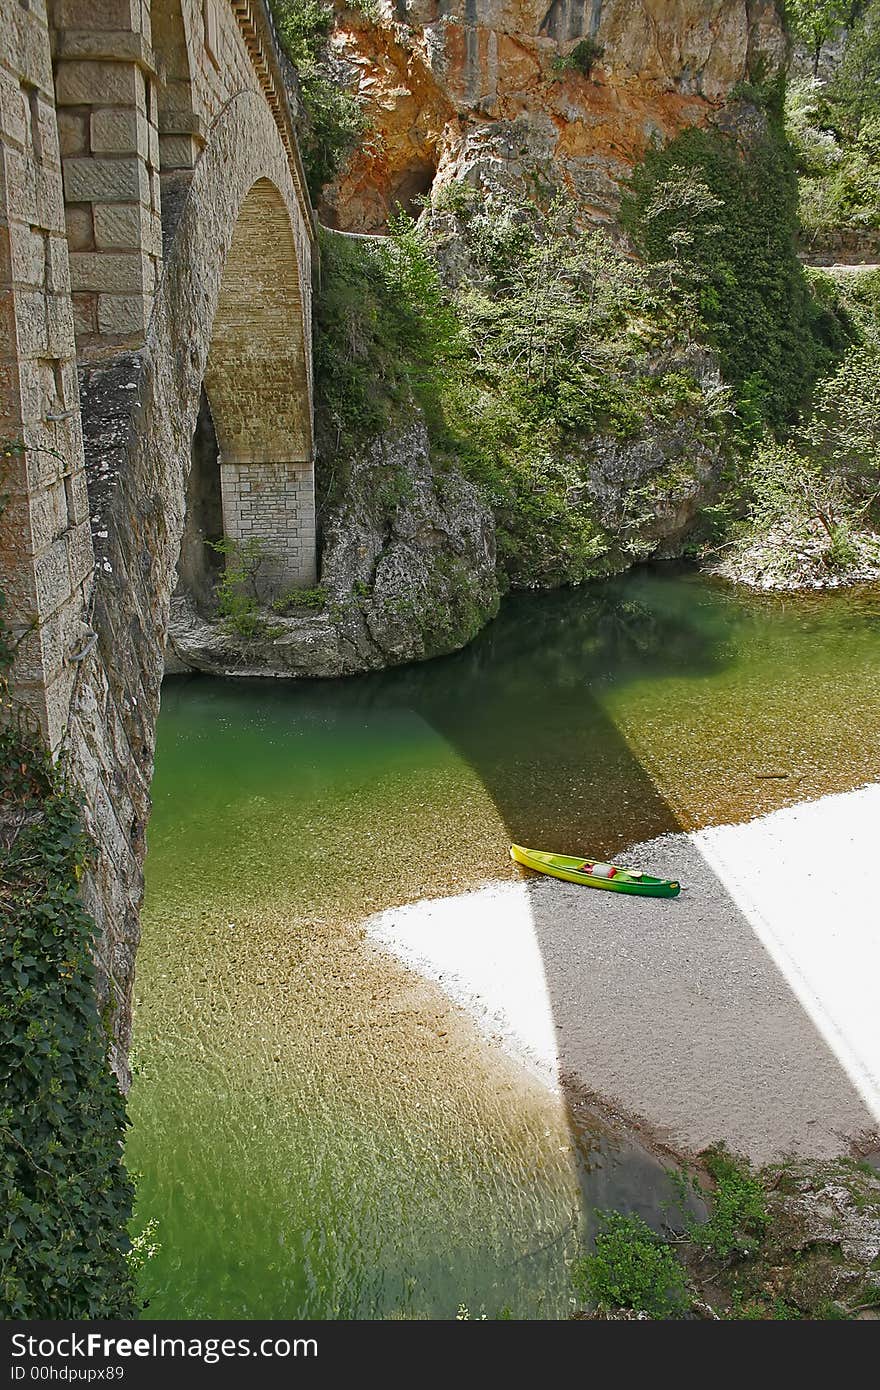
129,566,880,1318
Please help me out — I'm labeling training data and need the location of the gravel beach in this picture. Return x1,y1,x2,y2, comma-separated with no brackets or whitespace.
366,785,880,1164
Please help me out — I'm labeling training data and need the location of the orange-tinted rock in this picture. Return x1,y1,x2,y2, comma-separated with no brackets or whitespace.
322,0,787,230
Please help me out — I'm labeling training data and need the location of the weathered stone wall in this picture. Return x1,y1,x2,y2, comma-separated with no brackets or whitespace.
1,1,317,1080
0,0,94,752
221,461,317,589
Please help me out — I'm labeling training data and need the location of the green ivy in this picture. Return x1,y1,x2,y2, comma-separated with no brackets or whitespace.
0,447,136,1317
0,734,137,1318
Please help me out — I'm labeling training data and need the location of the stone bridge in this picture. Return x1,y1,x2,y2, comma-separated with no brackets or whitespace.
1,0,317,1078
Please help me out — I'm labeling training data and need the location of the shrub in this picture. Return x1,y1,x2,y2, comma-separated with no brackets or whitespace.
572,1211,691,1318
552,38,605,78
271,584,327,614
690,1147,768,1259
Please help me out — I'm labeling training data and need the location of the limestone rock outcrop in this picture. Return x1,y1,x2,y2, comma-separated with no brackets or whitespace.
321,0,787,230
167,416,501,675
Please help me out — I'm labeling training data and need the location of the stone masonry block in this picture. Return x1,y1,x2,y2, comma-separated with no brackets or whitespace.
96,292,149,335
54,60,141,109
9,224,45,287
46,292,75,356
69,250,149,293
5,8,53,98
67,518,95,587
15,357,45,423
27,480,67,550
63,155,150,205
72,292,98,335
93,202,142,250
65,467,90,526
46,235,71,294
65,205,94,249
56,31,154,72
34,534,73,617
54,0,140,30
0,77,28,147
32,167,66,234
90,107,149,158
158,133,199,170
13,288,48,356
32,91,60,168
56,109,89,157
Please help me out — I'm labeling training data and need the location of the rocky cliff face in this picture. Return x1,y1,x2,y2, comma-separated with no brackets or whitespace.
321,0,786,230
167,417,501,676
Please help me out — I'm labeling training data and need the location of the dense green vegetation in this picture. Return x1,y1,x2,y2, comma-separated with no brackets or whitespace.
574,1149,879,1320
315,193,735,586
270,0,366,198
786,0,880,242
621,121,845,427
573,1210,691,1318
275,0,876,592
0,483,136,1315
717,266,880,579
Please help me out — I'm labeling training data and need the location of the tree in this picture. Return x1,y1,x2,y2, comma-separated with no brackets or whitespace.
787,0,860,76
634,166,724,327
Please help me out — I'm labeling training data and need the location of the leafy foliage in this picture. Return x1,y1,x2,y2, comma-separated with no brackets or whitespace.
552,38,605,77
733,274,880,561
313,218,463,487
316,187,736,585
690,1147,769,1259
270,0,366,198
621,124,844,426
208,537,285,639
786,0,857,74
0,729,137,1318
572,1211,691,1318
787,2,880,236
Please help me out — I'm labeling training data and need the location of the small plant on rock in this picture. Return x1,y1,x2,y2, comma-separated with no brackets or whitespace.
690,1146,768,1259
552,38,605,78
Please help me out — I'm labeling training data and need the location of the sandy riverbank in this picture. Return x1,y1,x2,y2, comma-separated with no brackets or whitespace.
366,785,880,1165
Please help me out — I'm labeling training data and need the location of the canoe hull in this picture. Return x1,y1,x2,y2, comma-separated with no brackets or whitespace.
510,844,680,898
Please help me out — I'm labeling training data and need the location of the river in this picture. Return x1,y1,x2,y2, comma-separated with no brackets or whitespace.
126,566,880,1318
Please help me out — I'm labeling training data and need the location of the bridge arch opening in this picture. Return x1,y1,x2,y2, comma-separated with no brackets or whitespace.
189,176,315,598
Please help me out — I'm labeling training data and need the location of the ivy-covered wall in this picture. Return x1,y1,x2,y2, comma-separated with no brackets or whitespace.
0,592,136,1318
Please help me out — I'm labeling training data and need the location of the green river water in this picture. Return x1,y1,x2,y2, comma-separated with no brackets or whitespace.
127,567,880,1319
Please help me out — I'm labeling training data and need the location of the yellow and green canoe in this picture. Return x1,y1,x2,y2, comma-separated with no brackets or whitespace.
510,844,681,898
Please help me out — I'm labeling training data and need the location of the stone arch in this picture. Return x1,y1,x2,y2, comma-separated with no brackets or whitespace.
72,90,315,1071
203,177,315,591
